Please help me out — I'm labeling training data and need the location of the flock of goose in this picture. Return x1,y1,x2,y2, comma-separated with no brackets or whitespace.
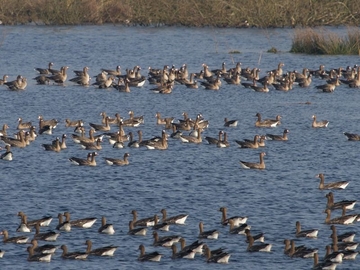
0,60,360,269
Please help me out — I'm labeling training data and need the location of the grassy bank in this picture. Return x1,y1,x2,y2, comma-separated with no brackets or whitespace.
0,0,360,27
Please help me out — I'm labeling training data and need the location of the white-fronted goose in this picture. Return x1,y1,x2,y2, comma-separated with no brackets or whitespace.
316,79,338,93
69,152,97,166
35,62,54,74
113,77,131,92
266,129,289,141
138,244,162,262
244,229,265,243
27,246,52,262
16,214,32,233
316,173,349,190
128,221,147,236
313,253,337,270
33,74,50,85
179,238,204,254
152,214,170,231
229,220,251,235
324,245,344,263
235,135,260,148
295,221,318,238
145,130,168,150
28,126,37,142
201,77,221,90
343,132,360,141
330,225,356,243
31,239,58,254
217,132,230,148
17,117,32,130
160,209,188,225
104,152,130,166
17,211,52,227
131,210,158,227
55,213,71,232
38,115,58,128
224,118,238,127
72,128,95,144
251,80,269,92
89,116,110,132
180,128,202,144
1,145,13,161
198,221,219,239
0,230,28,244
204,245,230,263
288,240,318,258
0,74,8,85
38,120,53,135
0,124,9,136
240,152,266,170
47,66,68,84
65,119,83,128
152,231,181,247
1,130,27,148
33,223,60,241
63,212,97,228
98,216,115,235
331,233,359,251
171,243,195,259
60,245,88,260
126,131,139,148
85,239,118,256
42,137,61,152
324,208,357,225
58,134,67,149
255,113,280,127
111,132,125,148
312,115,329,128
204,130,223,145
5,75,27,90
80,138,102,150
101,65,121,77
247,235,272,252
219,207,247,226
326,192,356,211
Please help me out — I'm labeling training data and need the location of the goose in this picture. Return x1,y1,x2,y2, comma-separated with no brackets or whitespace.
63,212,97,228
295,221,318,238
203,245,230,263
47,66,68,84
131,210,158,227
145,130,168,150
217,132,230,148
16,214,32,232
219,207,247,226
0,230,28,244
60,245,88,260
152,214,170,231
58,134,67,149
98,216,115,235
113,77,131,92
42,137,61,152
17,212,52,227
313,253,337,270
127,131,140,148
38,115,58,129
33,75,50,84
0,74,8,85
138,244,162,262
155,112,167,125
5,75,27,90
179,128,202,144
266,129,289,141
27,246,52,262
331,233,359,251
104,152,130,166
33,223,60,241
326,192,356,211
179,238,204,254
80,138,102,150
31,239,58,254
38,120,54,135
70,66,90,86
312,115,329,128
35,62,54,74
198,222,219,239
2,130,27,148
171,243,196,259
324,245,344,263
258,135,267,147
0,123,9,136
316,173,349,190
251,80,269,92
235,135,260,148
101,65,121,77
288,240,318,258
223,118,238,127
244,229,265,243
128,221,147,236
255,113,280,127
72,128,96,144
0,145,13,161
184,73,199,89
324,208,357,225
343,132,360,141
160,209,188,225
224,72,241,85
85,239,118,256
316,80,338,93
332,242,358,260
28,126,37,142
239,152,266,170
69,152,97,166
229,220,251,235
330,225,356,243
108,132,125,148
17,117,32,130
202,244,227,257
89,116,111,132
246,234,272,252
55,213,71,232
204,130,223,145
152,231,181,247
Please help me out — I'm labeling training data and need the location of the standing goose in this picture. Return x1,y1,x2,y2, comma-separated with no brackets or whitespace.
128,221,147,236
330,225,356,243
266,129,289,141
152,231,181,247
0,145,13,161
324,208,357,225
246,235,272,252
295,221,318,238
316,173,349,190
138,244,162,262
33,223,60,241
198,221,219,239
312,115,329,128
69,152,97,166
104,152,130,166
47,66,68,84
17,211,52,227
55,213,71,232
160,209,188,225
85,239,118,256
325,192,356,211
98,216,115,235
239,152,266,170
31,239,58,254
219,207,247,226
131,210,158,227
203,245,230,263
171,243,196,259
0,230,28,244
63,212,97,228
60,245,88,260
27,246,52,262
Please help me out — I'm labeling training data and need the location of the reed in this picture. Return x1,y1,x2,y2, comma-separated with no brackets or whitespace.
290,28,360,55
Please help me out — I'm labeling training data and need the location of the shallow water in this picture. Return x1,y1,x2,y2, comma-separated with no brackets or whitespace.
0,25,359,269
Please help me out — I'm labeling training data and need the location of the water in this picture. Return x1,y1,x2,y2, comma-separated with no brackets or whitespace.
0,25,359,269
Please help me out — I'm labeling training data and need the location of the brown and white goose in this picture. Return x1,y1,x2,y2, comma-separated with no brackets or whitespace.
0,230,29,244
33,223,60,241
85,239,118,256
313,253,337,270
128,221,147,236
235,135,259,148
204,130,223,145
203,245,230,264
160,209,188,225
80,138,102,150
246,234,272,252
343,132,360,141
326,192,356,211
312,115,329,128
89,116,111,131
316,173,349,190
288,239,318,258
42,137,61,152
229,220,251,235
98,216,115,235
69,152,97,166
224,118,238,127
0,145,13,161
0,124,9,136
171,243,196,259
179,128,202,144
55,213,71,232
27,246,52,262
152,231,181,247
131,210,158,227
17,211,52,227
16,214,32,232
101,65,121,77
47,66,68,84
60,245,88,260
324,208,357,225
330,225,356,243
239,152,266,170
35,62,54,74
138,244,162,262
295,221,318,238
17,117,32,130
65,119,84,128
63,212,97,228
255,113,280,127
103,152,130,166
31,239,58,254
1,130,27,148
219,207,247,226
69,66,90,86
266,129,289,141
198,221,219,239
145,130,168,150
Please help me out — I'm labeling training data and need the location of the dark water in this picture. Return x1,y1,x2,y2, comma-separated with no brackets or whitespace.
0,25,359,269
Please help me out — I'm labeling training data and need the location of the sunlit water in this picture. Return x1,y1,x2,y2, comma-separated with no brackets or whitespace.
0,25,359,269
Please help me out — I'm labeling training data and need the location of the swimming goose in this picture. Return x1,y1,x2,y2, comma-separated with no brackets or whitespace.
332,242,358,260
69,152,97,166
17,117,32,130
63,212,97,228
343,132,360,141
113,77,131,92
224,72,241,85
127,131,141,148
313,253,337,270
155,112,167,125
283,239,307,255
27,246,52,262
179,238,204,254
72,66,90,77
72,128,96,144
60,244,88,260
152,231,181,247
33,223,60,241
224,118,238,127
203,245,230,263
324,208,357,225
38,120,54,135
295,221,318,238
31,239,58,254
324,245,344,263
0,123,9,136
59,134,67,149
316,173,349,190
244,229,265,243
229,220,251,235
33,74,50,85
98,216,115,234
184,73,199,89
128,221,147,236
219,207,247,226
331,233,359,251
171,243,196,259
180,128,202,144
204,130,223,145
312,115,329,128
0,74,8,85
80,138,102,150
65,119,84,128
145,130,168,150
239,152,266,170
38,115,58,129
0,230,28,244
104,152,130,166
138,244,162,262
101,65,121,77
131,210,158,227
202,244,227,257
235,135,260,148
1,130,27,148
35,62,54,74
16,214,32,232
258,135,266,147
266,129,289,141
0,145,13,161
316,80,338,93
326,192,356,211
152,215,170,231
47,66,68,84
124,110,144,125
89,116,111,132
330,225,356,243
5,75,27,90
255,113,280,127
288,240,318,258
85,239,118,256
160,209,188,225
198,222,219,239
55,213,71,232
251,80,269,92
246,234,272,252
217,132,230,148
42,137,61,152
17,211,52,227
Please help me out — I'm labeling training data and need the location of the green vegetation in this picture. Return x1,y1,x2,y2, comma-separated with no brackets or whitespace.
0,0,359,27
290,28,360,55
